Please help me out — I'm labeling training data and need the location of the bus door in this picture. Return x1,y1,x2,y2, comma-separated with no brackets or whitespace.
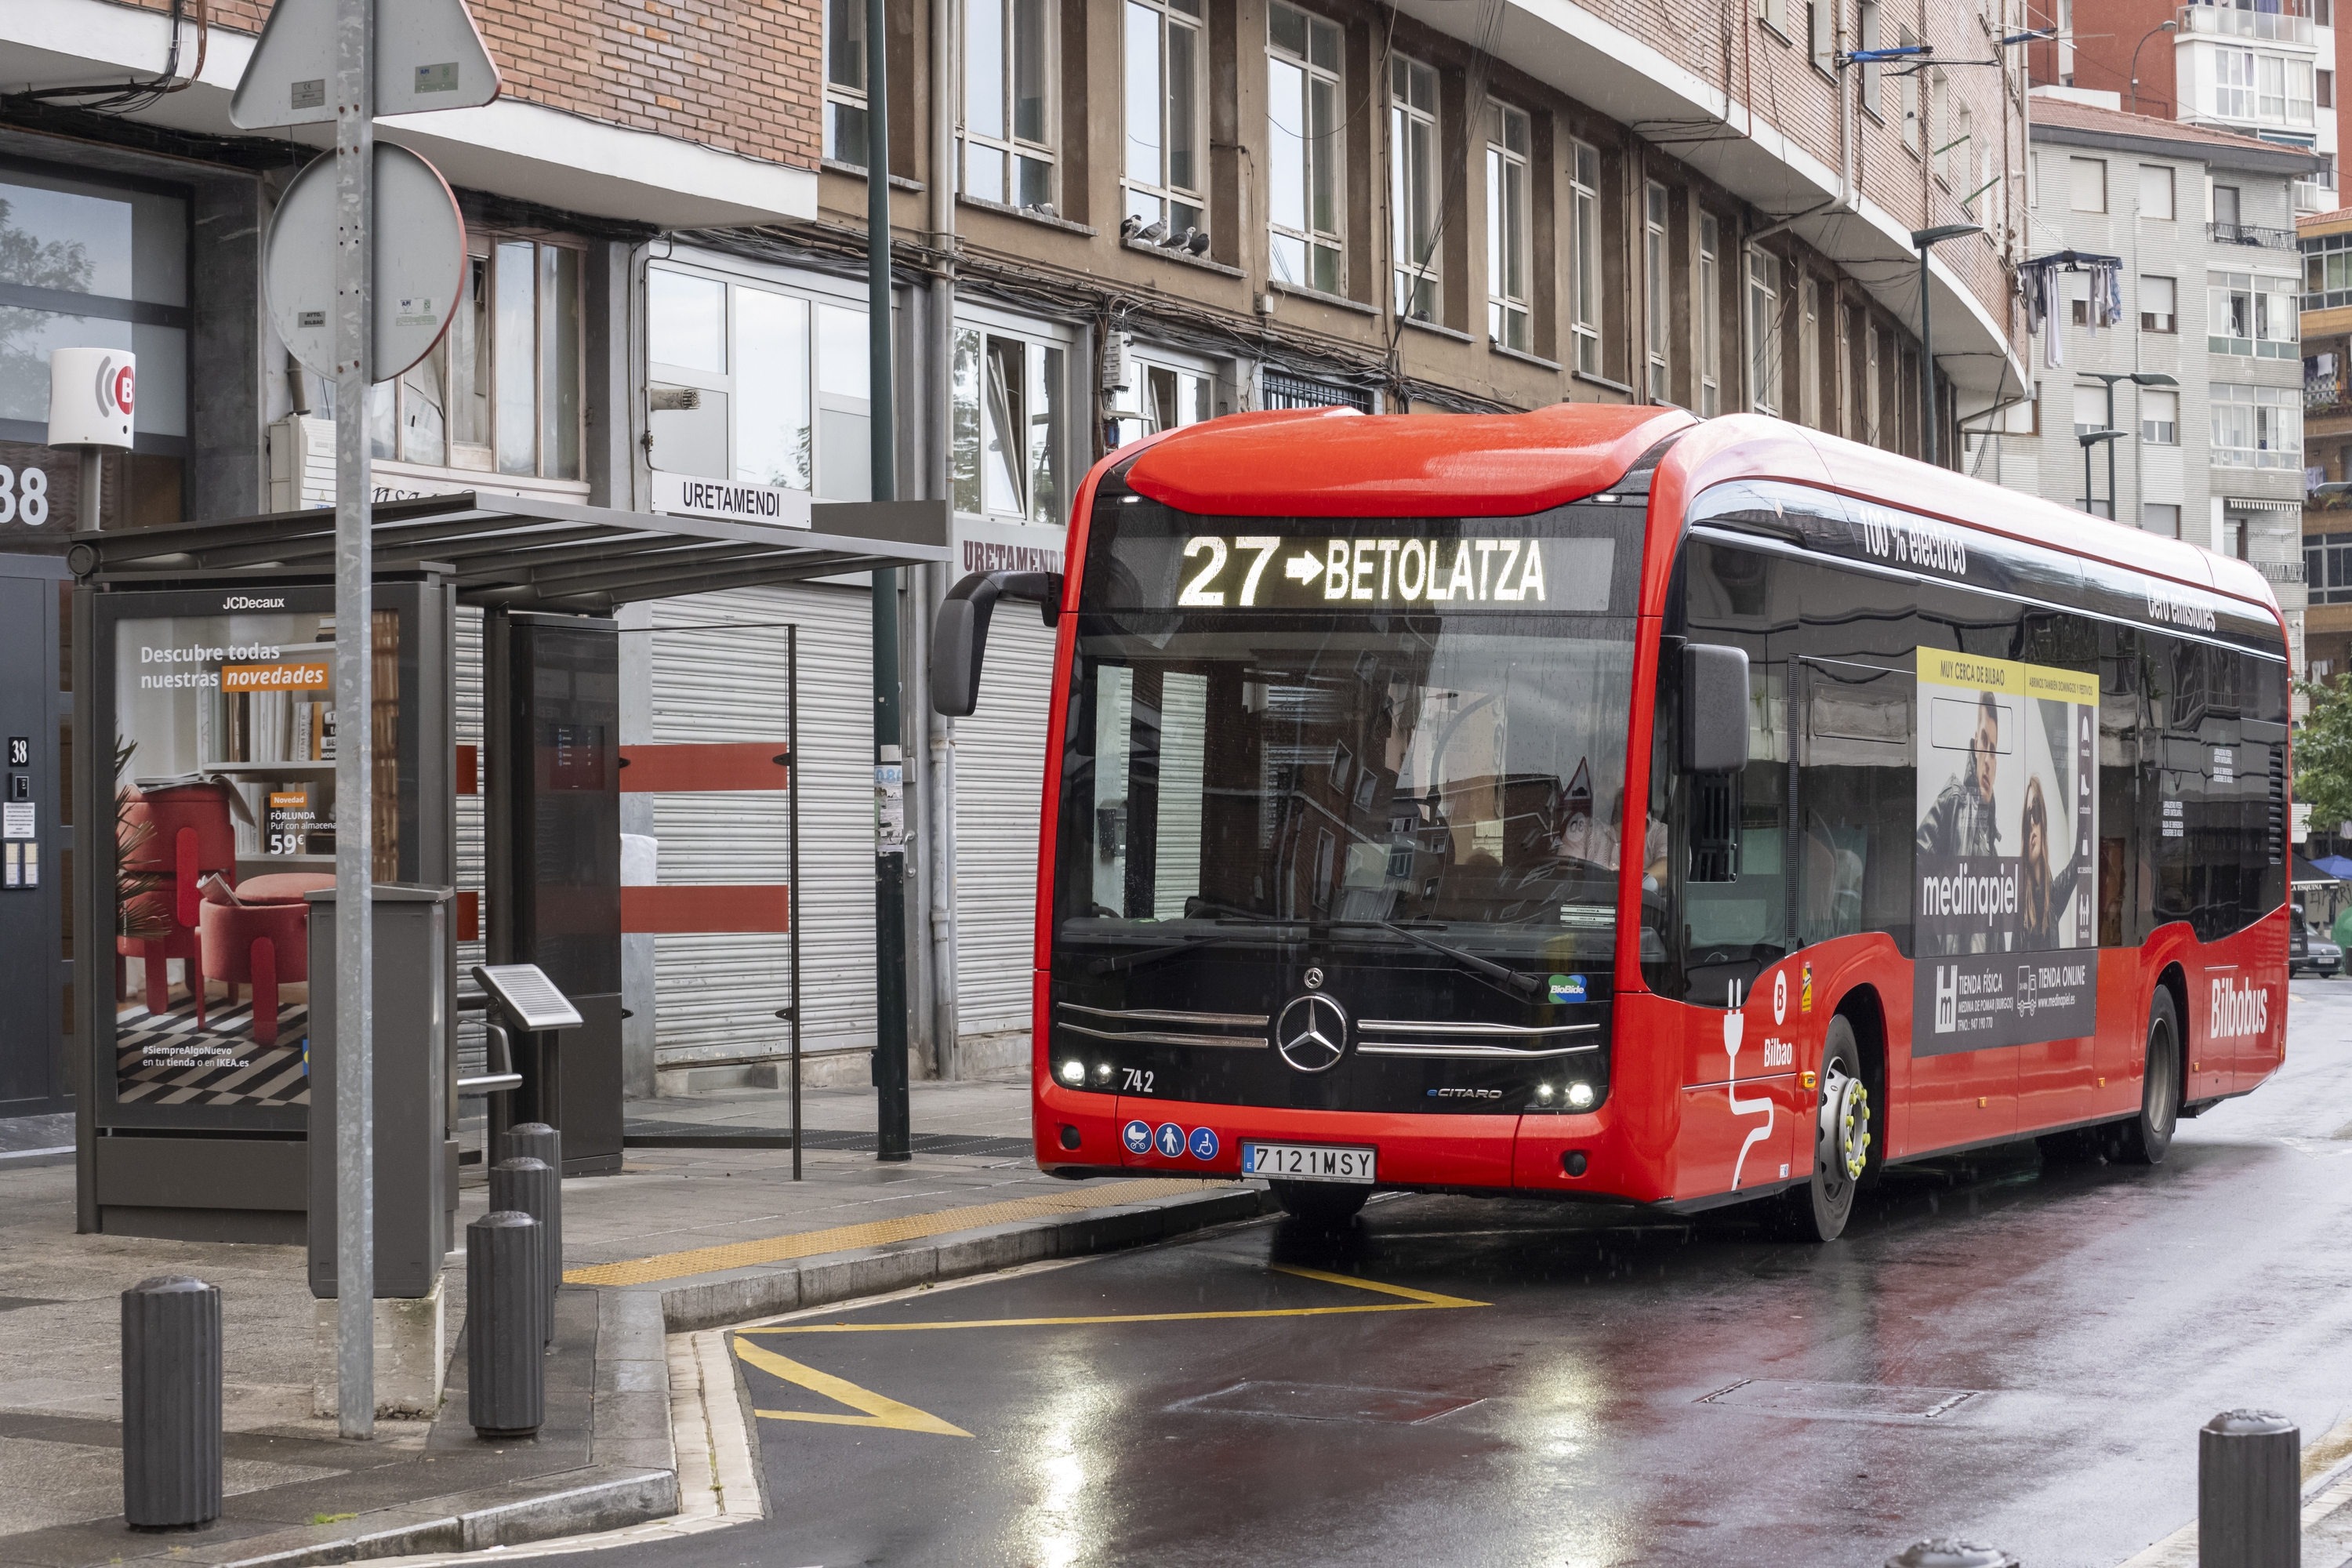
1663,535,1804,1200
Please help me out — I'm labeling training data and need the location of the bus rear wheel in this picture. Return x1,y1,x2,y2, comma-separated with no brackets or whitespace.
1778,1015,1871,1243
2114,990,2180,1167
1271,1181,1371,1229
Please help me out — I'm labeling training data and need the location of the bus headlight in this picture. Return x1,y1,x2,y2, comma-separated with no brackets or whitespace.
1566,1081,1596,1110
1536,1083,1555,1102
1059,1059,1086,1086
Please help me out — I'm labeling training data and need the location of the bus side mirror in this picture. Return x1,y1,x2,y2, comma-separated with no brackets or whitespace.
1681,643,1751,775
931,569,1063,717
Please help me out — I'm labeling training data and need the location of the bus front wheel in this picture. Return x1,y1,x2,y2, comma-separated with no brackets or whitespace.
2114,990,2181,1167
1777,1015,1871,1243
1271,1181,1371,1229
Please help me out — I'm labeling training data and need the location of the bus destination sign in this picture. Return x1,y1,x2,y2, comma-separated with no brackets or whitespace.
1173,535,1612,610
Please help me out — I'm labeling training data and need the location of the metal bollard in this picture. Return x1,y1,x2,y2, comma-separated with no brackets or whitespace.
490,1155,559,1346
467,1211,545,1439
2201,1409,2299,1568
122,1275,222,1529
1885,1541,2020,1568
501,1123,563,1311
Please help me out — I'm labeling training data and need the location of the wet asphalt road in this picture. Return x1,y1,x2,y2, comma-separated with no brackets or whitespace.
644,979,2352,1568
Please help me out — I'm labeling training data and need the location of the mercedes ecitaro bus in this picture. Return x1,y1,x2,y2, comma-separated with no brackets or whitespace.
931,405,2290,1240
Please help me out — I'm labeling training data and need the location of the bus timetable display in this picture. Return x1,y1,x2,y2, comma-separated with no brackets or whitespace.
1172,533,1613,609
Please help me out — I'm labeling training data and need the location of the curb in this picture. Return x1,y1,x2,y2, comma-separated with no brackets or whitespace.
648,1181,1283,1333
205,1180,1276,1566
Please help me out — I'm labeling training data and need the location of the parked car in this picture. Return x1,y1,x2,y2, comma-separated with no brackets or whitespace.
2292,921,2343,978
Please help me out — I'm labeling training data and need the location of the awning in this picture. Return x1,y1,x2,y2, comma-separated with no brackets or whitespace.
2307,854,2352,883
67,492,953,615
2223,496,2303,514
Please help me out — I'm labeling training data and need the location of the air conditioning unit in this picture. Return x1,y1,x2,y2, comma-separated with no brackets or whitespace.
267,415,336,510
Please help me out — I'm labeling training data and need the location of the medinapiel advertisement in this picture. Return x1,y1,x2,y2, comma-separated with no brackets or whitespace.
1912,648,2098,1055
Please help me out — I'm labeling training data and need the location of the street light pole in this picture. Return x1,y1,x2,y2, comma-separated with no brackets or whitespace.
1912,224,1982,468
2084,369,2177,525
2080,429,2125,516
2128,20,2179,117
865,0,912,1163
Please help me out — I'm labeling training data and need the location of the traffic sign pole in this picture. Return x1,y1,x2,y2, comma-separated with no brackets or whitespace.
332,0,377,1443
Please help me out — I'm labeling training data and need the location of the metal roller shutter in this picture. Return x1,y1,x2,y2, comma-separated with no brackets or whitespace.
648,583,876,1066
952,612,1058,1036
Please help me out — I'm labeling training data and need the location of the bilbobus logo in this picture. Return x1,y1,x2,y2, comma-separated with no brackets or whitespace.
94,355,134,419
2209,977,2269,1039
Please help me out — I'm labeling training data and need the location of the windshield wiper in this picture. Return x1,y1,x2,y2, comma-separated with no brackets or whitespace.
1334,920,1544,1000
1083,909,1303,975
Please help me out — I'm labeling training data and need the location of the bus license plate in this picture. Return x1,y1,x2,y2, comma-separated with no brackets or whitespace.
1243,1142,1376,1183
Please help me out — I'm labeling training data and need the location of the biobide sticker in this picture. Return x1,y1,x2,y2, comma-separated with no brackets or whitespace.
1549,974,1587,1004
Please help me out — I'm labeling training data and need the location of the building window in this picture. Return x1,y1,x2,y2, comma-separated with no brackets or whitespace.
2145,502,2182,537
1268,3,1344,295
2210,382,2301,467
2071,384,2108,438
1942,98,1973,192
1569,140,1602,375
2140,274,2177,332
1748,248,1782,416
964,0,1054,207
825,0,872,165
377,237,579,481
952,327,1065,522
1857,0,1882,116
1123,0,1206,235
1391,56,1440,320
1108,351,1213,447
1759,0,1790,34
1697,213,1722,416
1808,0,1835,72
1864,323,1883,445
1644,182,1670,401
2070,157,2107,212
2141,388,2179,444
1261,370,1373,411
2207,270,2301,356
2216,49,2255,119
2292,58,2316,124
2139,163,2175,220
2321,68,2336,111
647,263,878,501
1485,102,1532,353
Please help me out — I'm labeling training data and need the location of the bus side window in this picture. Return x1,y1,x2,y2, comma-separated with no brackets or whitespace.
1790,561,1918,956
2098,622,2139,947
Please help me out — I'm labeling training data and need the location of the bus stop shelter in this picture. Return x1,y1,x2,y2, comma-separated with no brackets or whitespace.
66,490,949,1243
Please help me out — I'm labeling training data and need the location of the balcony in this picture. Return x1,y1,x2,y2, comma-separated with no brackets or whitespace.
2210,221,2299,249
2297,178,2341,213
2179,2,2314,45
2260,559,2309,583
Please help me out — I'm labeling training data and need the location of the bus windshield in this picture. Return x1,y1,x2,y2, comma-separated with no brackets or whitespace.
1054,484,1645,975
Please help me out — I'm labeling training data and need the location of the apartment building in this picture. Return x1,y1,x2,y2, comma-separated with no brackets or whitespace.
1,0,2031,1088
2300,203,2352,680
1983,95,2310,666
2041,0,2341,215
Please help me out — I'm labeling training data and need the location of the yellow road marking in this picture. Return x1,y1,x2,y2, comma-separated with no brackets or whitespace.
737,1263,1487,1334
562,1178,1229,1287
737,1339,971,1437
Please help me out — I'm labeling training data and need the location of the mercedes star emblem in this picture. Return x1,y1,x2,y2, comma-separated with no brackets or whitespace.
1303,967,1325,989
1274,992,1348,1073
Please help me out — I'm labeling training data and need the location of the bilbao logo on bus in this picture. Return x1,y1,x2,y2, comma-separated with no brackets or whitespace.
94,356,134,418
2209,977,2268,1039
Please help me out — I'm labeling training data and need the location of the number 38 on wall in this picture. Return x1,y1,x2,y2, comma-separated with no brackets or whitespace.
0,466,50,527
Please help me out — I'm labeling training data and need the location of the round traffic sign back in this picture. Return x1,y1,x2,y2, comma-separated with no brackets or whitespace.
264,142,466,384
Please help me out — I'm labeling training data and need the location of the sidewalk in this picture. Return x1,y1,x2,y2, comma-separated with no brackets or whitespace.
0,1078,1269,1566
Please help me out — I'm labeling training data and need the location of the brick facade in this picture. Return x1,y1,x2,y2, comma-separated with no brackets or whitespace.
127,0,821,169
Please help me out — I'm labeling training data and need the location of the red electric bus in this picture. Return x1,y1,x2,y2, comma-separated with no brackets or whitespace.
932,404,2290,1240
